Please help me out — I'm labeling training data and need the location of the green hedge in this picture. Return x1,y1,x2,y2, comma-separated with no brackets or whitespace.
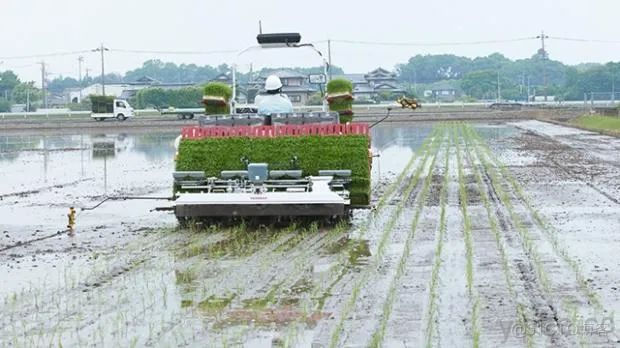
176,135,370,205
135,86,203,109
203,82,232,114
326,79,354,123
90,95,115,113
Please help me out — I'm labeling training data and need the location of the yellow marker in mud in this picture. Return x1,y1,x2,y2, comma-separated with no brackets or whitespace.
67,207,76,234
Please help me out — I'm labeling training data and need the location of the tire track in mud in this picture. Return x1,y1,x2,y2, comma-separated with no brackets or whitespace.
464,124,588,347
317,126,445,348
461,126,537,347
0,178,95,199
548,157,620,205
468,125,620,345
513,130,620,205
469,133,568,347
475,129,607,309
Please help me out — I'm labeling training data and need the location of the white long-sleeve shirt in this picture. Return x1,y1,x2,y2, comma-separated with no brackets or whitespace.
256,94,294,115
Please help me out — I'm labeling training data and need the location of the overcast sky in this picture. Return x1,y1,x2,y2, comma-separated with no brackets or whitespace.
1,0,619,85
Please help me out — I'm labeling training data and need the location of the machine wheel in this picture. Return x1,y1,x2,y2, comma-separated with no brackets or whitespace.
187,114,195,120
116,114,126,121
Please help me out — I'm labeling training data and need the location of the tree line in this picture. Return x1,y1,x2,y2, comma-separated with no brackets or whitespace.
397,52,619,101
1,54,618,112
0,71,42,112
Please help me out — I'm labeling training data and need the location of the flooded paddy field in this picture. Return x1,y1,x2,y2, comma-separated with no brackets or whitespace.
1,120,619,347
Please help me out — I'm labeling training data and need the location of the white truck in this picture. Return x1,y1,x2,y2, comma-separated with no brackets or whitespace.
91,96,134,121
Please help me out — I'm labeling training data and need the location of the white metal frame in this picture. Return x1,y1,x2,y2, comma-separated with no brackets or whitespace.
231,42,330,114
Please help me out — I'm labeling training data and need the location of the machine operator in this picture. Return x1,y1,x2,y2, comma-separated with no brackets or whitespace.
256,75,294,115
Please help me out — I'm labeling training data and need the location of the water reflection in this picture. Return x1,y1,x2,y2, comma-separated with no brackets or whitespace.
371,124,434,181
0,132,179,197
371,123,434,152
0,133,178,163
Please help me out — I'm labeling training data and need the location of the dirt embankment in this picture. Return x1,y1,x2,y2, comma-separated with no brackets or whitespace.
0,108,585,134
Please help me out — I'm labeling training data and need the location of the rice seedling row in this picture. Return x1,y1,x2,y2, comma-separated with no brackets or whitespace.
366,125,444,348
464,124,585,346
468,126,602,311
327,126,446,348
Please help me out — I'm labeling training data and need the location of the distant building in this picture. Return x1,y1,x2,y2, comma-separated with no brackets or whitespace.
334,67,405,101
64,87,83,104
10,104,27,113
210,72,233,85
423,81,461,102
48,94,69,108
69,76,198,103
533,95,556,102
253,70,317,105
71,83,129,103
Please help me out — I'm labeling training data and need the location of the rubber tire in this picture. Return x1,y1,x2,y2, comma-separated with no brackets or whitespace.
188,114,194,119
116,114,126,121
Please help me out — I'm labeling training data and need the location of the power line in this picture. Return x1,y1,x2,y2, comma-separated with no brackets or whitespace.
0,35,618,62
548,36,620,44
108,48,238,55
0,49,92,60
329,37,537,47
0,63,38,70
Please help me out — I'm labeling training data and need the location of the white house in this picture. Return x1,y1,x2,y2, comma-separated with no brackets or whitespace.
70,83,133,103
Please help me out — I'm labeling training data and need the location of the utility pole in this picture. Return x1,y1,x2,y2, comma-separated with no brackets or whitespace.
497,71,501,102
527,76,531,104
92,44,109,96
612,68,616,105
536,31,549,102
78,56,84,102
39,61,48,108
327,39,332,80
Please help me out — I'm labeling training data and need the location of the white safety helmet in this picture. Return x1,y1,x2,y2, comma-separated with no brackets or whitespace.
265,75,283,91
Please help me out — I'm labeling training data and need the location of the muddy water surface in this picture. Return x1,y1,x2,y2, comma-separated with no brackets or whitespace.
0,132,179,295
3,122,617,347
